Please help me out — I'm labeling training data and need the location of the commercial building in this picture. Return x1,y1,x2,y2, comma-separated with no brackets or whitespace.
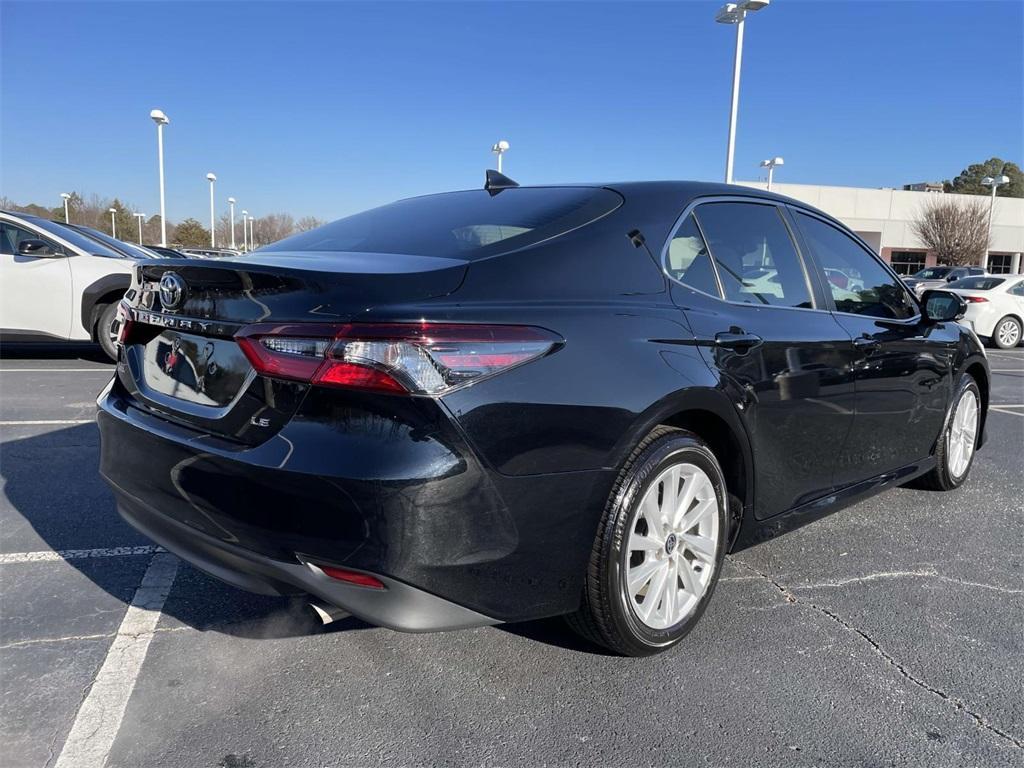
738,181,1024,275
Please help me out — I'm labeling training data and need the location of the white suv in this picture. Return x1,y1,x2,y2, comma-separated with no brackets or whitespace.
0,211,140,360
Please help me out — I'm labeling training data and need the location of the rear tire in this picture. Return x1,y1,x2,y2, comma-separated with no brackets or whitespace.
95,303,119,362
913,374,981,491
567,427,728,656
991,316,1021,349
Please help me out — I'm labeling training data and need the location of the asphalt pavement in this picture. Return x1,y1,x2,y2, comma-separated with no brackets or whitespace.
1,342,1022,768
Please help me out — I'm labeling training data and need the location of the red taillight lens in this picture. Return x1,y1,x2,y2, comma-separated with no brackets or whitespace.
964,296,988,303
114,302,133,346
235,323,560,395
316,564,386,590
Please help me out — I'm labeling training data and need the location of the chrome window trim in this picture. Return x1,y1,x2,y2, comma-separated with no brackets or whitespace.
660,195,824,314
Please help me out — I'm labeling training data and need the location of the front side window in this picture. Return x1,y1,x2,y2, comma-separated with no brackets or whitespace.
0,222,60,255
665,214,719,296
693,202,812,309
795,212,917,320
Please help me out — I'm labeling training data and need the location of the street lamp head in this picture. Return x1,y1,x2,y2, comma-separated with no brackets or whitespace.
492,140,510,153
109,208,117,213
206,172,217,182
227,197,236,204
241,210,248,216
716,0,768,23
60,192,71,200
982,175,1010,187
150,109,169,125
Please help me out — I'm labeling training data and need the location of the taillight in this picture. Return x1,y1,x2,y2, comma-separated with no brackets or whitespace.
964,296,988,303
114,302,133,346
314,564,386,590
235,323,561,395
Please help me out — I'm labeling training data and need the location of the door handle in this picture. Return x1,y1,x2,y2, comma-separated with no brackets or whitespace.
715,332,763,352
853,334,880,350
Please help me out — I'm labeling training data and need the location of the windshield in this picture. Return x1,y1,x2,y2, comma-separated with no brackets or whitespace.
948,276,1005,290
26,217,125,258
262,187,622,260
912,267,952,279
70,225,160,259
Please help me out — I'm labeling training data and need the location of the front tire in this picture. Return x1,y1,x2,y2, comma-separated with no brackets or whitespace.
913,374,981,491
992,316,1021,349
95,303,119,361
567,427,728,656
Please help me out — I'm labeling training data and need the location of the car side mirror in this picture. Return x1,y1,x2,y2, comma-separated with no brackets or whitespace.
921,289,966,323
17,239,61,258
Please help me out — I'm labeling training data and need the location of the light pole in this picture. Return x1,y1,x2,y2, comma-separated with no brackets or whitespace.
760,156,784,191
981,174,1010,267
60,193,71,223
228,197,237,249
206,173,217,247
716,0,770,184
491,140,510,173
248,215,256,250
109,208,118,237
241,210,248,251
150,109,170,246
134,213,146,244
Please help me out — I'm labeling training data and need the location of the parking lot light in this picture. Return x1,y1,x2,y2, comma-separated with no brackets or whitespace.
241,210,249,251
981,174,1010,256
228,197,237,249
760,156,784,191
150,109,170,246
206,173,217,248
134,212,146,244
108,208,117,237
491,140,510,173
60,192,71,223
716,0,770,184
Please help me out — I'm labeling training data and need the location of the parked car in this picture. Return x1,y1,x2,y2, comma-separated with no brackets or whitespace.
98,179,989,656
0,211,136,360
903,265,986,296
948,274,1024,349
179,247,242,259
58,222,163,260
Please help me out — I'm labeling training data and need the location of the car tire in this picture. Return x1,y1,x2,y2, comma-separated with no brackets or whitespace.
991,316,1022,350
567,426,728,656
95,303,119,361
912,374,981,492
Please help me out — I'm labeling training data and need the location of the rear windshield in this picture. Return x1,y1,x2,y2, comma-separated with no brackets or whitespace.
948,276,1004,290
261,187,622,260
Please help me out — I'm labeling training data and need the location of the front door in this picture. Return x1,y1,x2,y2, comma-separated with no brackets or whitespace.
0,221,74,339
667,200,858,520
791,209,954,485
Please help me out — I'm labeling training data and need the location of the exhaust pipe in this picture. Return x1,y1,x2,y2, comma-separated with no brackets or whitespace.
309,600,349,626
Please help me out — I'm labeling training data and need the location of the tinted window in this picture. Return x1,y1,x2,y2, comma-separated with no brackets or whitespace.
0,222,58,255
25,217,124,258
914,267,952,279
948,276,1004,290
795,212,917,320
665,214,719,296
1009,280,1024,297
693,202,811,308
263,188,622,260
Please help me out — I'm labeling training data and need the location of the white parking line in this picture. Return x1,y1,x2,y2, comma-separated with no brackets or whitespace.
0,419,95,426
0,546,160,565
991,407,1024,417
53,552,179,768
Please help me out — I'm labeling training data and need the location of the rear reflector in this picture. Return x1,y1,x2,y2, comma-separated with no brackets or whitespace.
235,322,561,395
316,564,386,590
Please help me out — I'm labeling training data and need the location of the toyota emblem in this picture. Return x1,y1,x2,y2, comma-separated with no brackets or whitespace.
159,272,186,311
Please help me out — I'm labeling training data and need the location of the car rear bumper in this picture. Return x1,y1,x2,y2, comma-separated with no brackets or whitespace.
97,377,610,626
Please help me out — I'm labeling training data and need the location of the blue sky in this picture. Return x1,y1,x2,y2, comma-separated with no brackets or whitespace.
2,1,1022,222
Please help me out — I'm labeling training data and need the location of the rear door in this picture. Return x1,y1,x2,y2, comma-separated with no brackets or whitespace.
666,199,858,520
790,209,954,484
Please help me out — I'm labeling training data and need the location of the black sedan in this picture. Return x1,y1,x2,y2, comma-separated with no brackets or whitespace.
98,177,988,656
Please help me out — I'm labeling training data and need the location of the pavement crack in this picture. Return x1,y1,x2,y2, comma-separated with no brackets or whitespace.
0,632,114,651
728,556,1024,751
788,568,1024,595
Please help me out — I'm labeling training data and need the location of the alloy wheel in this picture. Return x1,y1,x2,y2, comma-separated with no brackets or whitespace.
996,319,1021,348
624,462,719,630
947,389,979,479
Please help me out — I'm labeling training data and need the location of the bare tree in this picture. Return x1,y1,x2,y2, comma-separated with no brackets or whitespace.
296,215,325,232
911,196,990,267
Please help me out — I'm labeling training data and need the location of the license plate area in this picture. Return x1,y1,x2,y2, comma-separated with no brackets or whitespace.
135,330,253,410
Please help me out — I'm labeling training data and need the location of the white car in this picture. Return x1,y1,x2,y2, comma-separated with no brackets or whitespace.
0,210,138,360
948,274,1024,349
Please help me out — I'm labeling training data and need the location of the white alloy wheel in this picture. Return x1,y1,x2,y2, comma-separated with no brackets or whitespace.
947,389,979,479
995,318,1021,349
624,462,720,630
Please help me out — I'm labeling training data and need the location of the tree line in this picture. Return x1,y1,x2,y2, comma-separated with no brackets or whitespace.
0,191,325,249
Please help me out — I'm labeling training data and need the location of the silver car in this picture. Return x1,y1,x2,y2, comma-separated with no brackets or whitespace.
903,265,986,296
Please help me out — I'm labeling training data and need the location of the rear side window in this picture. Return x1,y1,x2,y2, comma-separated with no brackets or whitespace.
666,214,720,296
795,212,917,320
693,202,812,309
948,277,1004,290
262,187,622,260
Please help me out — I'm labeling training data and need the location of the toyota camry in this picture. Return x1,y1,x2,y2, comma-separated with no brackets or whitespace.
98,174,989,656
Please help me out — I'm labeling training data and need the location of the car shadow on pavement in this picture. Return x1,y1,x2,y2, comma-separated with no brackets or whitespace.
0,342,111,364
